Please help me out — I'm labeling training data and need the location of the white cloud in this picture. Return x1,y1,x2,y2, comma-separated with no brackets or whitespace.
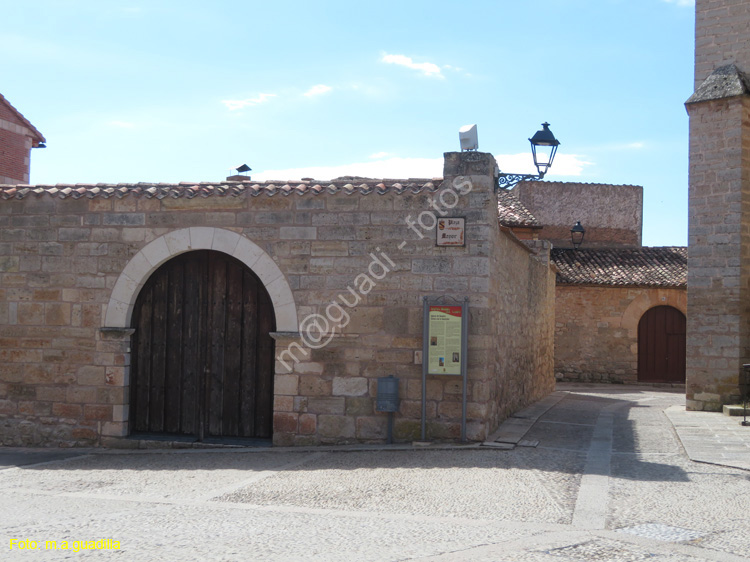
108,120,136,129
221,93,276,110
368,152,391,159
662,0,694,6
254,157,443,182
252,153,592,182
624,141,645,150
442,64,471,77
303,84,333,97
495,153,593,177
381,54,444,78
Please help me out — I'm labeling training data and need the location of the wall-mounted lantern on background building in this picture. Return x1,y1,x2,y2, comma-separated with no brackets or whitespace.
496,122,561,190
571,221,585,250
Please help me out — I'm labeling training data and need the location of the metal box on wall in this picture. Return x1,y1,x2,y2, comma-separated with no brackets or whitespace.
376,376,399,412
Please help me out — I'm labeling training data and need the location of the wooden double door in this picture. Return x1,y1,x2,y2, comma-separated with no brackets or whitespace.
130,250,275,440
638,305,686,383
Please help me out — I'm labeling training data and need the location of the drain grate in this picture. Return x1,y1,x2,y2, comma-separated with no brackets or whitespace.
617,523,704,543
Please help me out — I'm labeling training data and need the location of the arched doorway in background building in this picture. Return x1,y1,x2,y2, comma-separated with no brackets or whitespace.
638,305,686,383
130,250,275,441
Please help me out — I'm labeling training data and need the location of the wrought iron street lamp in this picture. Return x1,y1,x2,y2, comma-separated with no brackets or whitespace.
497,122,560,190
571,221,585,250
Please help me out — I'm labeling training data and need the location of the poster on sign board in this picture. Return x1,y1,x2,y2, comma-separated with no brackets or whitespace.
427,305,463,375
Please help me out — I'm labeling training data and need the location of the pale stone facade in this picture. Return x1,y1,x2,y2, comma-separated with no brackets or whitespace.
685,0,750,410
501,184,686,386
514,181,643,248
555,286,687,383
0,151,556,447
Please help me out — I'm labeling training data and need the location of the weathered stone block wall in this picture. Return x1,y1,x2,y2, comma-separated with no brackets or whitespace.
686,97,750,409
269,173,502,446
489,233,556,427
686,0,750,411
695,0,750,87
0,152,556,446
514,181,643,248
555,285,687,383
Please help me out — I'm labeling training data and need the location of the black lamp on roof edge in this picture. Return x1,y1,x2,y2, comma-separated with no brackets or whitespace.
496,122,560,190
529,122,560,178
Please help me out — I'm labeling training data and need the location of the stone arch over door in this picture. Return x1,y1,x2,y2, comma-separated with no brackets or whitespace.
638,305,687,383
105,227,298,331
102,228,297,439
621,289,687,344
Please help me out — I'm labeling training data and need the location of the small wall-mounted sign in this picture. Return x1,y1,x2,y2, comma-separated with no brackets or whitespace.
436,217,465,247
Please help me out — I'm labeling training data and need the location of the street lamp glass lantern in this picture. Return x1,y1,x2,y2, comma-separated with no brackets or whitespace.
529,122,560,178
570,221,585,250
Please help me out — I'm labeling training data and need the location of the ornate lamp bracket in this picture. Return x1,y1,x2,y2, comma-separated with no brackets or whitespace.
496,173,544,191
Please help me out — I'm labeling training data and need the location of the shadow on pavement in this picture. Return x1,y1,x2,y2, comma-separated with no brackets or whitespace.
2,386,692,484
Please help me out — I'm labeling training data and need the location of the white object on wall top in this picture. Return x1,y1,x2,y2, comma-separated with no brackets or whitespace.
459,124,478,151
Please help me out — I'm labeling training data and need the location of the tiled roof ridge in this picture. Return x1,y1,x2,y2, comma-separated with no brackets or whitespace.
497,189,541,227
550,246,687,288
0,179,444,200
0,93,46,143
517,179,642,189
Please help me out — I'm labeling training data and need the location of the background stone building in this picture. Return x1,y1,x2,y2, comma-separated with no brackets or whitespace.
685,0,750,410
0,94,45,185
552,247,687,384
499,183,688,385
0,151,556,447
515,181,643,248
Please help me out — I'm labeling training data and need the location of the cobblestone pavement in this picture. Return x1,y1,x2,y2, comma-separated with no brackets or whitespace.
2,385,750,561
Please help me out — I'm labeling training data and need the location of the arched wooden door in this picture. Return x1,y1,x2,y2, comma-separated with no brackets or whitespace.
130,250,275,440
638,305,686,383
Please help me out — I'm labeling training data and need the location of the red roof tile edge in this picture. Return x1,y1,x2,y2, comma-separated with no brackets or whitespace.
0,93,46,143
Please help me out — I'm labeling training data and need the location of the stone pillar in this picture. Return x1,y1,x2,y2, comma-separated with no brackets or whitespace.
685,65,750,410
441,151,498,441
685,0,750,410
97,328,133,442
270,331,303,446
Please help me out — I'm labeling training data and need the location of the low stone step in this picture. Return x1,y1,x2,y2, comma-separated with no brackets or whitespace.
722,404,750,417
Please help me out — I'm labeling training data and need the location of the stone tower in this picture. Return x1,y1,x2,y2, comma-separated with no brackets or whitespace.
685,0,750,410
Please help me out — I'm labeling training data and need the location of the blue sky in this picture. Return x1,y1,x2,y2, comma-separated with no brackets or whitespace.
2,0,695,246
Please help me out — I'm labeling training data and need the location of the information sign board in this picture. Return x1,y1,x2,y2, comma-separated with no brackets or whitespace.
427,305,463,375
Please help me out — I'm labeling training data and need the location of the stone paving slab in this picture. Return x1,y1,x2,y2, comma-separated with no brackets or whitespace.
0,448,91,470
3,386,750,561
665,405,750,471
483,392,566,446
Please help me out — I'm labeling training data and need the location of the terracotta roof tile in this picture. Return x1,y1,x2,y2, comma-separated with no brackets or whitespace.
551,247,687,287
0,179,443,200
497,189,540,228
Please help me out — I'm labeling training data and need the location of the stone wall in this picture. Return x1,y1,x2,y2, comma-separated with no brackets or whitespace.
514,181,643,248
491,235,556,424
0,151,557,446
554,285,686,384
685,0,750,410
695,0,750,87
685,96,750,409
